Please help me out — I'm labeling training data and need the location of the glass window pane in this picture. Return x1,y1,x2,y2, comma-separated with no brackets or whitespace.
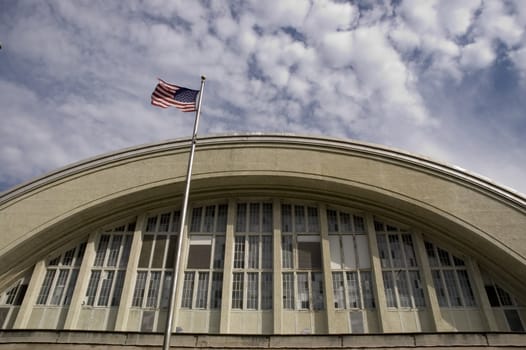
232,272,244,309
234,236,245,269
457,270,476,307
50,270,69,305
261,272,273,310
145,216,157,232
425,242,439,267
261,236,273,269
111,271,126,307
247,272,258,309
210,272,223,309
37,270,56,305
160,272,172,308
432,270,448,307
158,213,171,232
216,204,228,232
94,235,110,266
295,206,305,232
298,242,321,269
383,271,397,307
281,205,292,232
396,271,411,307
170,211,181,233
236,204,247,232
97,271,114,306
195,272,209,309
312,272,324,310
119,235,133,268
85,270,101,306
409,271,426,307
190,207,202,232
248,236,259,269
138,235,154,268
327,210,338,232
63,269,79,306
187,245,212,269
353,215,365,234
504,309,525,332
496,285,513,306
262,203,273,233
340,212,352,232
307,207,319,232
249,203,260,232
181,272,195,308
146,271,161,308
332,272,345,309
62,248,75,266
282,273,294,309
281,235,293,269
376,234,390,268
107,235,122,267
297,273,309,309
165,235,178,269
132,271,147,307
151,235,167,268
443,270,462,306
346,271,361,308
203,206,215,233
401,234,417,267
213,236,225,269
388,234,403,268
361,272,375,308
437,247,451,267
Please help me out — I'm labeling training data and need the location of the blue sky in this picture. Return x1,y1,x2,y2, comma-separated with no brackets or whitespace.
1,0,525,195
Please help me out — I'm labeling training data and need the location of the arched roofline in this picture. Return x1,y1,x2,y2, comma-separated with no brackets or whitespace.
1,133,524,209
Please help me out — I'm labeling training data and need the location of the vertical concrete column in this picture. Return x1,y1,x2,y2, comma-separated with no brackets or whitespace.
12,260,47,328
63,232,98,329
412,231,451,331
219,199,236,333
318,203,336,333
466,259,497,331
364,213,388,332
272,199,283,334
114,214,146,331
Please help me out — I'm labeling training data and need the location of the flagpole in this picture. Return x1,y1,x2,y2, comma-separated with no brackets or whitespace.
162,75,206,350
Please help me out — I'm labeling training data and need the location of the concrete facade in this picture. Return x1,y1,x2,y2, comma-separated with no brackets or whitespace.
0,134,524,346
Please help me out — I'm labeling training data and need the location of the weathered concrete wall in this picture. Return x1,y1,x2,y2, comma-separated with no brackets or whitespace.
1,134,525,292
1,330,525,349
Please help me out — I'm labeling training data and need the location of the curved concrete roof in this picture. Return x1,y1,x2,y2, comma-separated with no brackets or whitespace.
1,134,525,292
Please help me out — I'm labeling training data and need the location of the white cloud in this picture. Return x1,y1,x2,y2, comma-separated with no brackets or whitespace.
0,0,525,196
460,38,496,69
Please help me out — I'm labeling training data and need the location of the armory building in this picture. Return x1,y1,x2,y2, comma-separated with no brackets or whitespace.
0,134,524,349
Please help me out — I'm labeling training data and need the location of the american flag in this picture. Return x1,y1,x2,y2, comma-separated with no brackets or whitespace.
151,79,199,112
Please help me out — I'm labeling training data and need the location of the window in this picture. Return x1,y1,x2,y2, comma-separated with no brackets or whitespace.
425,241,476,308
376,220,425,309
0,276,30,329
85,221,134,307
133,211,180,309
328,209,375,310
232,202,273,310
281,204,323,311
483,275,525,332
181,204,226,309
36,241,87,306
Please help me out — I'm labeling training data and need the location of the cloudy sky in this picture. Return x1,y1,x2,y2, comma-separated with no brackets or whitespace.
1,0,525,196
